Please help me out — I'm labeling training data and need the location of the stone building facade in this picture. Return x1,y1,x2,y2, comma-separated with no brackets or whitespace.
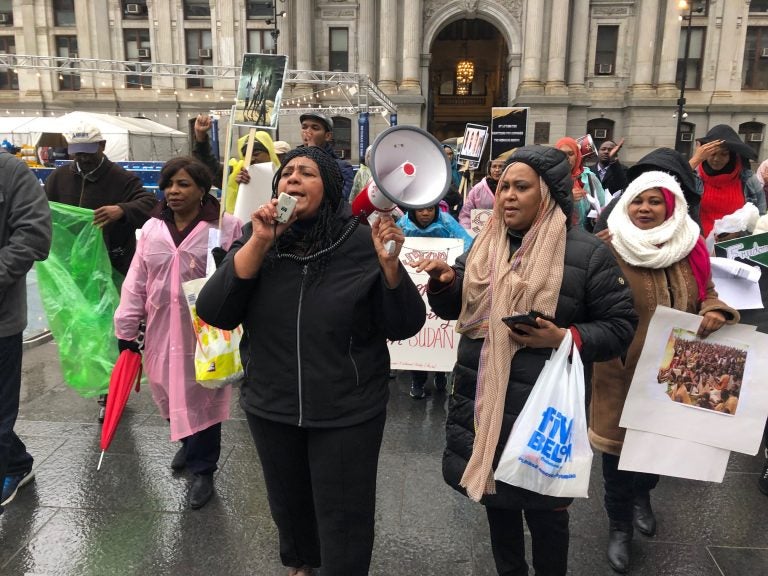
0,0,766,164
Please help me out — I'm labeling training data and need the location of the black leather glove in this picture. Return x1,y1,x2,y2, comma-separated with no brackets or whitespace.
118,339,140,353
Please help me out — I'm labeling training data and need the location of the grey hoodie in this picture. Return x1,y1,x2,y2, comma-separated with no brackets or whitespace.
0,151,52,337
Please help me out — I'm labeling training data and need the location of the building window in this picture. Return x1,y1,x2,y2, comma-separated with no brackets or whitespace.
743,27,768,90
53,0,76,27
595,26,618,75
738,121,764,159
124,29,151,89
0,0,14,26
586,118,615,151
679,122,695,159
750,0,768,13
246,1,272,19
677,27,705,90
0,35,17,90
56,35,80,90
689,1,708,15
186,30,212,88
248,30,275,54
122,0,148,19
329,28,348,72
183,0,210,19
331,116,351,160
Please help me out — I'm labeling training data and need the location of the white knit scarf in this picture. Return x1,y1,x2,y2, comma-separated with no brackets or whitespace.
606,171,700,269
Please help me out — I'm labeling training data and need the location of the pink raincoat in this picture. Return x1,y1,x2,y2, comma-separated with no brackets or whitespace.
114,213,242,441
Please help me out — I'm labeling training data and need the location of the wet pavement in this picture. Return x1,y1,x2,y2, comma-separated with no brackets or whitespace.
2,341,768,575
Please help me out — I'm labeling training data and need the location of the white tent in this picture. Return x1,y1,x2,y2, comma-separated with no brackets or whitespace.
0,111,188,161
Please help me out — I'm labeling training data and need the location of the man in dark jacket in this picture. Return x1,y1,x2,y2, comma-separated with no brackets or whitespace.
299,112,354,201
0,150,52,514
591,139,628,195
44,122,156,421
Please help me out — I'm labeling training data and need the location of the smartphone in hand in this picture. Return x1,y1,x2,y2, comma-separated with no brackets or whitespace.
502,311,551,335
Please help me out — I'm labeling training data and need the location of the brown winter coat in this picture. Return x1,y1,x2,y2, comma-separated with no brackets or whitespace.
589,252,739,456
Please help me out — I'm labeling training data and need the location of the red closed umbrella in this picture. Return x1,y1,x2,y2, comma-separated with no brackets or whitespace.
97,349,142,470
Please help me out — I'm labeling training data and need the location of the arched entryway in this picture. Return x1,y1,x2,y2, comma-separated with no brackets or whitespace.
427,19,509,141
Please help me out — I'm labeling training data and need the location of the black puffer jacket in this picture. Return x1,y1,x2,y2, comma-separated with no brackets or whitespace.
428,146,638,510
197,208,426,428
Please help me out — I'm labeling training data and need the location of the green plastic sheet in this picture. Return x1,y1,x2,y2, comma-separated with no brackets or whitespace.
35,201,120,397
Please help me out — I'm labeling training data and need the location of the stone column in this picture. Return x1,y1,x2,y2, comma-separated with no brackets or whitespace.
378,0,398,92
658,0,683,94
401,0,422,91
295,0,313,70
546,0,570,94
214,0,236,93
712,4,739,99
151,0,176,91
630,0,660,92
18,0,42,98
276,3,291,61
357,0,375,80
519,0,544,93
567,0,589,91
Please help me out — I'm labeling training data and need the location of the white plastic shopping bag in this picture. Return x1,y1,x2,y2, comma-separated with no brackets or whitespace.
494,331,593,498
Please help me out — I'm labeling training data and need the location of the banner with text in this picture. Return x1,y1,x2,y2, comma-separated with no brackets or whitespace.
388,237,465,371
491,107,529,160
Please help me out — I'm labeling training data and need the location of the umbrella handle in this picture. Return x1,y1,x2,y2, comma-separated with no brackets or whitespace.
97,450,105,471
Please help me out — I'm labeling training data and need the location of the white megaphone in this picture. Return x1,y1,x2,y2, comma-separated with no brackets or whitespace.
352,125,452,221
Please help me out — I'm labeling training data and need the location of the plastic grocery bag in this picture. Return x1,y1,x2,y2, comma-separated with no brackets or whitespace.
494,330,593,498
182,277,243,389
35,202,119,397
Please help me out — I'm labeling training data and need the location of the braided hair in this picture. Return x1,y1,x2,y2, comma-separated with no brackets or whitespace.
269,146,354,280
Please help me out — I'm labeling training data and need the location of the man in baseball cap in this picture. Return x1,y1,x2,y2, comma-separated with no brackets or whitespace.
64,124,105,154
299,112,354,200
45,121,156,423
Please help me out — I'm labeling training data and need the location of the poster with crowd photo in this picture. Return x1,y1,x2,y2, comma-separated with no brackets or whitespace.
456,123,489,170
657,328,748,416
619,306,768,455
388,237,466,371
490,107,529,160
234,53,288,130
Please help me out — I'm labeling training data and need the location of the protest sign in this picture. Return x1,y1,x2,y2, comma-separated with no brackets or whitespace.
388,237,465,371
490,107,528,160
619,306,768,455
234,53,288,129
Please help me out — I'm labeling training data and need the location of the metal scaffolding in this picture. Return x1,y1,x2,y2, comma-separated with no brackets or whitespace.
0,54,397,115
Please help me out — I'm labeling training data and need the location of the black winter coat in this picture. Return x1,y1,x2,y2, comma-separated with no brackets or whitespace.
196,212,426,428
428,227,637,510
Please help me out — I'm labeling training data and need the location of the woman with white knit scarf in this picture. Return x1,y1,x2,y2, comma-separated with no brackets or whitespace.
590,170,740,574
415,146,637,576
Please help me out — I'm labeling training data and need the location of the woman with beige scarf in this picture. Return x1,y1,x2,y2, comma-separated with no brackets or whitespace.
412,146,637,576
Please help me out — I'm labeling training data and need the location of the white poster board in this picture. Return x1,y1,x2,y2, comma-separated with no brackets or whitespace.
619,306,768,455
388,237,465,371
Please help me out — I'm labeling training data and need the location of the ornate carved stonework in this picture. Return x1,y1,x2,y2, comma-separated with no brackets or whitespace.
593,6,630,16
424,0,522,24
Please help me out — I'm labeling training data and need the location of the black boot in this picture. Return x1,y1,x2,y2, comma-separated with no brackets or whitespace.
97,394,108,424
633,492,657,536
606,520,633,574
759,459,768,496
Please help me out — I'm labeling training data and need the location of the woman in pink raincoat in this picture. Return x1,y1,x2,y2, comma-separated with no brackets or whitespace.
114,157,242,510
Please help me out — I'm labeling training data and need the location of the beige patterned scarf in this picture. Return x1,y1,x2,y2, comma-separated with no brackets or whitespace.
456,166,567,501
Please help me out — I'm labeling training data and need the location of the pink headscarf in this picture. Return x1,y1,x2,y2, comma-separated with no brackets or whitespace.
660,187,710,302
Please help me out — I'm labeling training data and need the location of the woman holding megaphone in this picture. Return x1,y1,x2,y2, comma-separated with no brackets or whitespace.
196,146,426,576
411,146,637,576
